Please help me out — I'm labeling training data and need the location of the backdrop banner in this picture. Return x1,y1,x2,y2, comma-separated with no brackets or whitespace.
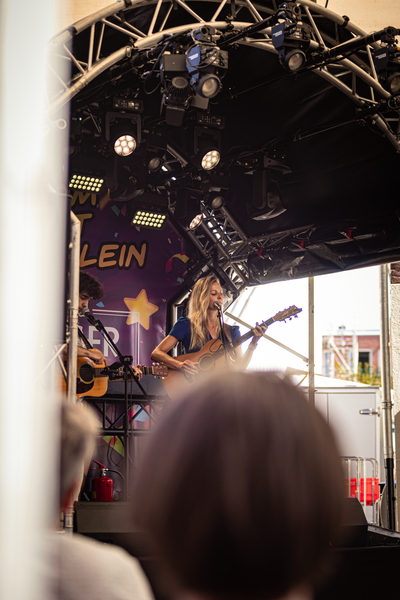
73,190,190,366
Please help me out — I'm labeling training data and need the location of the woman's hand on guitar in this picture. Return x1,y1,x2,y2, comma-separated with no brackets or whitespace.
179,359,199,375
253,322,266,338
249,323,266,350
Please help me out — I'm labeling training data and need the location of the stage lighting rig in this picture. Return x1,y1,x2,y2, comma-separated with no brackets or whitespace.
374,45,400,95
193,126,221,171
160,52,192,127
173,190,204,230
272,21,311,72
105,111,141,157
159,27,227,124
186,27,228,107
129,192,168,229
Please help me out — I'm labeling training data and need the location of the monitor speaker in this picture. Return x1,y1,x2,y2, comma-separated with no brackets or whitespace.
74,501,155,557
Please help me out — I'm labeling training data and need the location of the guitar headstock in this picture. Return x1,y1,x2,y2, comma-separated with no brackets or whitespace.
152,364,168,378
272,306,302,323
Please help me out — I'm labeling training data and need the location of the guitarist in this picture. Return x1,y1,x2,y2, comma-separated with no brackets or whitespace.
77,271,142,380
151,276,265,375
77,271,107,366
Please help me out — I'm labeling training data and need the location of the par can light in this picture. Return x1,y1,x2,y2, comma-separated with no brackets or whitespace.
201,149,220,170
114,134,136,156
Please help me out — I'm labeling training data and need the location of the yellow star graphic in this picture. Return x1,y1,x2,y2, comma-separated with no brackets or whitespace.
124,289,159,330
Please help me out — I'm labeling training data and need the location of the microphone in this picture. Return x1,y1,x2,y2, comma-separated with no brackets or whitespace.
212,301,221,310
81,306,98,326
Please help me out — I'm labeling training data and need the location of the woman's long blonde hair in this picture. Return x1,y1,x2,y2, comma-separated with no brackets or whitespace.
188,276,221,350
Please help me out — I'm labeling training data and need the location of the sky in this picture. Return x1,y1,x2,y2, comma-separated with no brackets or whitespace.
226,265,381,375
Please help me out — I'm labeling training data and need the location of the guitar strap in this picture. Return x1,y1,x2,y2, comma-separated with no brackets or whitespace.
78,327,92,350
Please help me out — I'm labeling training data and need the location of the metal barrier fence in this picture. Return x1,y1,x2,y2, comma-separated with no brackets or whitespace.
342,456,380,525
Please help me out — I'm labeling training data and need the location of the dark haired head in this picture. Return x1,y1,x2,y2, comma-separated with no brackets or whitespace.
134,371,344,600
79,271,104,301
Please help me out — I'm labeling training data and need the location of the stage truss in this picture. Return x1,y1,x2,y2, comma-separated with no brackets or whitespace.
48,0,400,297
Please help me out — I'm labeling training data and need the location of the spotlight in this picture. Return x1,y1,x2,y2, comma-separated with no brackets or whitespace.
129,193,168,229
147,154,164,173
272,22,309,72
201,149,220,170
209,194,225,210
192,73,221,98
174,191,203,229
105,112,141,156
166,77,191,106
131,210,167,229
373,46,400,94
69,174,104,193
189,213,204,229
193,127,221,171
113,133,136,157
387,72,400,94
282,49,307,72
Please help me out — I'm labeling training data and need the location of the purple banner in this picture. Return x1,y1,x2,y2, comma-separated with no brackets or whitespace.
73,190,189,366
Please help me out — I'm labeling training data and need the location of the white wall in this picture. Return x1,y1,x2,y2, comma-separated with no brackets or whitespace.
0,2,68,599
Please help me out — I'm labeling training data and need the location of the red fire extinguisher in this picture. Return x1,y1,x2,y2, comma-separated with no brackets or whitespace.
91,460,114,501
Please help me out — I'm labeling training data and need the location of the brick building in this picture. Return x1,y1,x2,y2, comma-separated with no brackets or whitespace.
322,327,380,379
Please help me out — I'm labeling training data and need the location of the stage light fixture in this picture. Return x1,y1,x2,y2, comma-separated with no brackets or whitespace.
202,149,220,170
210,194,225,210
113,133,136,156
174,191,204,230
131,210,167,229
283,48,307,72
69,174,104,193
189,213,204,229
161,54,192,126
192,73,221,98
105,112,141,156
186,28,228,106
194,127,222,171
272,22,309,72
147,154,164,173
387,72,400,94
373,46,400,94
129,193,168,229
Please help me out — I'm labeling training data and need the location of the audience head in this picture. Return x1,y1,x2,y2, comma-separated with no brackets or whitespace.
60,401,98,509
134,372,344,600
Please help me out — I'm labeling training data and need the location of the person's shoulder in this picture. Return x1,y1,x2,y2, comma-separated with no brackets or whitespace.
176,316,190,324
170,316,190,331
56,533,154,599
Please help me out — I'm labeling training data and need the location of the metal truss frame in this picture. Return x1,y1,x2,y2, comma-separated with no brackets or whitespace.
48,0,400,296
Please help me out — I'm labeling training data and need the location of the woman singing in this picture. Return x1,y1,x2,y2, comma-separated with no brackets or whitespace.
151,275,265,376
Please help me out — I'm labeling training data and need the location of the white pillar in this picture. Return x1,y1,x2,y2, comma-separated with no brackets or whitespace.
0,2,68,598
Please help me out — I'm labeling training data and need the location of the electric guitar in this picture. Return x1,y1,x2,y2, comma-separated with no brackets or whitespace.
161,306,302,399
64,350,167,399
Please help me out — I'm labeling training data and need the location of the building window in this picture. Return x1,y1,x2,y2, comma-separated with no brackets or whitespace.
358,351,371,374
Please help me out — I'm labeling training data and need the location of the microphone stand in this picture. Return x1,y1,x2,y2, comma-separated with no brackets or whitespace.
215,304,230,368
83,310,154,501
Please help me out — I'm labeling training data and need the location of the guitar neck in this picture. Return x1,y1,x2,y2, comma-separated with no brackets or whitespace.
228,316,274,350
211,316,274,361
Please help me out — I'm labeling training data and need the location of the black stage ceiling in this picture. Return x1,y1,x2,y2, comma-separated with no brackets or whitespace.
48,0,400,298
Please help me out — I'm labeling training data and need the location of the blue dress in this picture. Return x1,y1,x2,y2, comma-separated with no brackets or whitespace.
169,316,241,354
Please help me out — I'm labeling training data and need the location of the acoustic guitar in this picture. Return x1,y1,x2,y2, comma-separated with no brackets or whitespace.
161,305,302,400
64,350,167,399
